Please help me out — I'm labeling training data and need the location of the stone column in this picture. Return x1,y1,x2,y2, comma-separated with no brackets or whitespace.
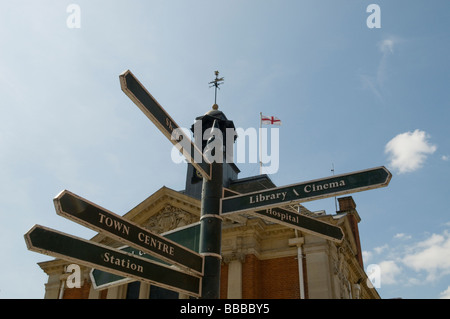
289,236,305,299
303,239,334,299
223,253,245,299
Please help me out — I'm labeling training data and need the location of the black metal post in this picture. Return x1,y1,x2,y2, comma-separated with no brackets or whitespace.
199,122,223,299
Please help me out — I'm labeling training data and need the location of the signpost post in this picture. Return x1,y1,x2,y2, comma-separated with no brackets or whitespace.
198,120,223,299
24,225,202,297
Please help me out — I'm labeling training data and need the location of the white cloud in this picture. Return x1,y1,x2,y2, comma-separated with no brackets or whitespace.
374,244,388,254
385,129,437,174
365,230,450,291
379,260,402,285
394,233,412,240
379,38,395,55
417,233,445,248
440,286,450,299
442,155,449,161
402,231,450,281
359,36,401,102
362,250,373,263
359,74,383,101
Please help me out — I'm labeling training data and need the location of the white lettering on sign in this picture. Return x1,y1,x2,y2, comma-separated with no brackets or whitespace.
247,180,346,205
267,209,299,224
103,252,144,273
97,212,176,257
98,212,130,235
249,192,287,204
303,180,346,193
165,117,175,134
137,232,175,256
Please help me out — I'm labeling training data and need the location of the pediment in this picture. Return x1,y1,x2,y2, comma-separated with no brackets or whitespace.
141,203,198,234
125,186,201,234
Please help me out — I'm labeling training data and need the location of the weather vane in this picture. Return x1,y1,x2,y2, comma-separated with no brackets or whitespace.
209,70,224,107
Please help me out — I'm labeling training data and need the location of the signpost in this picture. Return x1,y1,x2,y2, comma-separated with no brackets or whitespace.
119,70,211,180
23,70,393,300
24,225,202,297
221,166,392,215
54,190,204,276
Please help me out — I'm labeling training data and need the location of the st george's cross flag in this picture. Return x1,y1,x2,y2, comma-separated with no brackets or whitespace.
261,115,282,125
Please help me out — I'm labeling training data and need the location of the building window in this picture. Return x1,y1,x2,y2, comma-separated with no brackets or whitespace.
126,281,141,299
149,286,179,299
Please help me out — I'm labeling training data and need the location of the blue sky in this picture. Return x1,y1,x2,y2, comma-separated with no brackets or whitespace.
1,1,449,299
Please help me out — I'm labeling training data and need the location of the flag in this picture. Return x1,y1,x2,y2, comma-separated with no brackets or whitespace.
261,115,282,125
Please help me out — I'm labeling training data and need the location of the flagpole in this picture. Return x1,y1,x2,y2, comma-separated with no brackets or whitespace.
259,112,262,175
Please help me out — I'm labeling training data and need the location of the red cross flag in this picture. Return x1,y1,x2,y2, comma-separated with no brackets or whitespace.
261,115,282,125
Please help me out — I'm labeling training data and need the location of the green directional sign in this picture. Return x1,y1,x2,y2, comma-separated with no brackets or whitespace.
24,225,202,297
90,252,133,290
119,69,211,180
251,207,344,243
91,223,201,290
54,190,204,276
221,166,392,215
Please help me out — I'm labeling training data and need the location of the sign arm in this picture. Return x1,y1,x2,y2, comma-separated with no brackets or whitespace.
119,70,211,180
222,188,344,242
25,225,202,297
53,189,204,276
221,166,392,215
